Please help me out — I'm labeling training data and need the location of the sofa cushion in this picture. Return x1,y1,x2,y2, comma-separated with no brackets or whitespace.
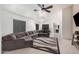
75,31,79,35
2,34,15,41
15,32,26,38
31,31,34,34
24,32,28,36
11,34,16,39
28,31,32,35
19,36,32,41
2,39,26,51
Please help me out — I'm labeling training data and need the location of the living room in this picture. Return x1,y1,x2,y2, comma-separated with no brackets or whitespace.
0,4,79,54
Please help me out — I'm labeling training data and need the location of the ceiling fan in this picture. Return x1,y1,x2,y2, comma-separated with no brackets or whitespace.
34,4,53,13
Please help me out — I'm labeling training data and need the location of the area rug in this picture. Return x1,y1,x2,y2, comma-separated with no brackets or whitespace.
32,37,60,54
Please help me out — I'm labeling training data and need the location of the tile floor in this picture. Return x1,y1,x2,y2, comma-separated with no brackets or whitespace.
59,39,79,54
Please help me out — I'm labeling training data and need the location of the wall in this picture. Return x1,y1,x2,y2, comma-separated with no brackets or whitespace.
48,10,62,38
73,4,79,32
62,6,73,39
0,8,2,54
36,10,62,38
26,19,36,31
1,8,36,36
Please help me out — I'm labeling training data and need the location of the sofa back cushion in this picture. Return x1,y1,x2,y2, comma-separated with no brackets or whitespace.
75,31,79,35
28,31,33,35
15,32,26,38
24,32,28,36
2,34,16,41
19,36,32,41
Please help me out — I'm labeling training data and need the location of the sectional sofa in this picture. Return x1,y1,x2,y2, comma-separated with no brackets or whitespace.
2,30,60,54
2,31,38,51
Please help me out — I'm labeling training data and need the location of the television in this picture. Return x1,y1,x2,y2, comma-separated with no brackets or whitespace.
73,12,79,26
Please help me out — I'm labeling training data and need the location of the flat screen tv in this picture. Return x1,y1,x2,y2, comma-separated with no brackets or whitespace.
73,12,79,26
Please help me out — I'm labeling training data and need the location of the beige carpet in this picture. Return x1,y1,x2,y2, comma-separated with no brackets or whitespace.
59,39,79,54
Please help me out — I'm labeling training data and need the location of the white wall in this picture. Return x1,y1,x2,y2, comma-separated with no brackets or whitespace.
49,10,62,38
62,6,73,39
26,19,36,31
1,8,36,36
0,8,2,54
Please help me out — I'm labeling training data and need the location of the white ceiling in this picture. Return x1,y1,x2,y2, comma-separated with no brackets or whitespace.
1,4,72,18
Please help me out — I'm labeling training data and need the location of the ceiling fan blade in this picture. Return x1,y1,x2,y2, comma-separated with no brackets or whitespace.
45,5,53,9
37,4,42,8
44,9,51,13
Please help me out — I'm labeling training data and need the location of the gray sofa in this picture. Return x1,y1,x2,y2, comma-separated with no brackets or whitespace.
2,31,38,51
